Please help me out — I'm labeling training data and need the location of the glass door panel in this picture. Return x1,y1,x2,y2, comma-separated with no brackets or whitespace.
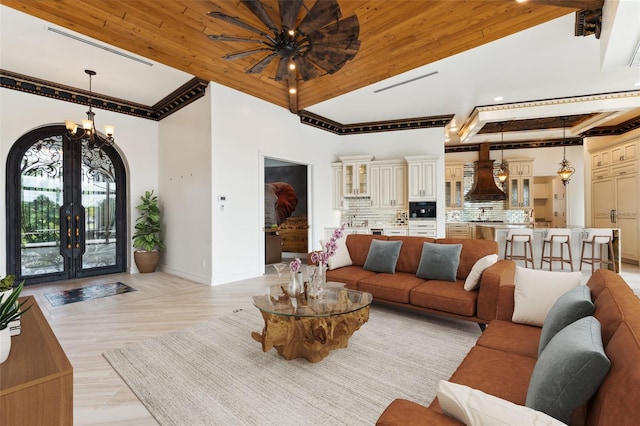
19,136,65,276
81,145,117,269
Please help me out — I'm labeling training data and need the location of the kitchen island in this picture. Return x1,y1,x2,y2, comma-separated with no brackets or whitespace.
474,224,620,271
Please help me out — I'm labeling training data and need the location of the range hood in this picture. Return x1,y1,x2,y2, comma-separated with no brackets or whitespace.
464,143,507,202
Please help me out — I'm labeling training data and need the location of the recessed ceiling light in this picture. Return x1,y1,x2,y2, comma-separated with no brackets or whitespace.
494,96,504,101
516,0,527,3
289,88,297,94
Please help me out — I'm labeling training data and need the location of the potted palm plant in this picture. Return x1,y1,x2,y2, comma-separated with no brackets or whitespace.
132,190,165,273
1,280,30,363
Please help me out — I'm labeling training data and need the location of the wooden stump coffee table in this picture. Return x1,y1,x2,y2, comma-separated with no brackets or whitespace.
251,288,373,363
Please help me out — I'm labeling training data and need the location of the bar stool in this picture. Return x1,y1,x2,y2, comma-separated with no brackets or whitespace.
504,228,535,269
579,229,617,273
540,228,573,271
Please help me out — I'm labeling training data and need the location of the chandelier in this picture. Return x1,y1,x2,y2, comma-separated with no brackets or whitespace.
496,124,509,185
557,117,575,185
65,69,114,150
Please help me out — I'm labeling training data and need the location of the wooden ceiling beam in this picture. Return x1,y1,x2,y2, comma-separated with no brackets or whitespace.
524,0,604,10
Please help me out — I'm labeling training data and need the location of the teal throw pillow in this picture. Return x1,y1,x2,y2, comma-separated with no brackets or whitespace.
416,242,462,282
363,239,403,274
538,285,594,356
526,316,611,424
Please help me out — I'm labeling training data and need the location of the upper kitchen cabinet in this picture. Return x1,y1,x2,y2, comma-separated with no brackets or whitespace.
406,156,438,201
445,162,465,209
507,159,533,209
376,161,407,209
611,141,637,164
331,163,344,209
341,155,372,197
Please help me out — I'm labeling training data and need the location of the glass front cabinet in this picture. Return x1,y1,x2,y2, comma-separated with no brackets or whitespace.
445,163,464,209
507,160,533,209
341,155,372,197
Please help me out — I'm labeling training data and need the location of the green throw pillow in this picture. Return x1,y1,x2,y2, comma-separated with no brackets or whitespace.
416,242,462,282
363,239,403,274
526,316,611,424
538,285,594,356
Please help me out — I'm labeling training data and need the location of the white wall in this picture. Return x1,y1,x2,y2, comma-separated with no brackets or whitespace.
157,89,213,283
445,145,586,226
0,88,159,276
209,83,334,284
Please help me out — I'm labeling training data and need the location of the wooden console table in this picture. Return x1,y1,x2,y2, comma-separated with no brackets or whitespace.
0,296,73,425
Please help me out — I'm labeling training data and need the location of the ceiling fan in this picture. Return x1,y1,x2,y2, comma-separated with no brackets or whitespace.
207,0,360,112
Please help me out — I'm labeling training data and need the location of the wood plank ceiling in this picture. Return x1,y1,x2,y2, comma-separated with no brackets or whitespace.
2,0,580,112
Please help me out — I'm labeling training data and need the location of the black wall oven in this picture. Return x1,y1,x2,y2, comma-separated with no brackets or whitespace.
409,201,436,219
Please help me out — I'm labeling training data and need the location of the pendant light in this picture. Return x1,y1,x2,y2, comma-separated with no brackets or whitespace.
496,123,509,184
65,69,115,150
557,117,575,185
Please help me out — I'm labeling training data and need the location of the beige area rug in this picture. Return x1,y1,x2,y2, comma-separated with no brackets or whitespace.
103,306,481,426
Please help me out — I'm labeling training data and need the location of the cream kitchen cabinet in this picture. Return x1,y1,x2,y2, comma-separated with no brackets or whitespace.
341,155,372,197
408,220,437,237
507,159,533,209
592,150,611,168
611,141,637,164
591,139,639,264
406,156,437,201
445,162,464,209
377,161,407,209
332,163,344,209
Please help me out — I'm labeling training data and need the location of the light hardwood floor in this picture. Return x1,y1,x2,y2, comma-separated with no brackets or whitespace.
18,263,640,425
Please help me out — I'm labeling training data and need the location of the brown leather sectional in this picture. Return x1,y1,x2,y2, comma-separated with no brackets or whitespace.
324,234,515,326
376,269,640,425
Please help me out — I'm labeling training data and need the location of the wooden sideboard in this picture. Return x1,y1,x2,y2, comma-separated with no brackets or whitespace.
0,296,73,425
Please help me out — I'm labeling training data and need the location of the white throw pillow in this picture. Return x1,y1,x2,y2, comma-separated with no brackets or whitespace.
323,237,352,270
463,254,499,291
512,267,582,326
437,380,564,426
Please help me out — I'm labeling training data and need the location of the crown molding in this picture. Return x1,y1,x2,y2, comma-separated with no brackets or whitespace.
445,138,583,153
298,110,454,135
0,69,208,121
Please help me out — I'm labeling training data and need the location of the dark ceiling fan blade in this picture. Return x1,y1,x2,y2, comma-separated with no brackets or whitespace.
223,48,271,61
274,57,290,81
246,53,278,74
306,43,360,63
208,34,266,44
279,0,303,29
207,11,272,39
297,0,342,34
293,57,322,81
241,0,278,32
309,15,360,46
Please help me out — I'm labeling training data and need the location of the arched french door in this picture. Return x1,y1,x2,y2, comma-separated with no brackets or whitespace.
6,125,127,285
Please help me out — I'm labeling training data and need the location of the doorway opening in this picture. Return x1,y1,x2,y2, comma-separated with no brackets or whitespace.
5,125,127,285
264,157,309,269
533,176,567,228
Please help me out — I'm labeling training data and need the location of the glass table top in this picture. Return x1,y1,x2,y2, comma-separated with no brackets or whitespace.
253,287,372,318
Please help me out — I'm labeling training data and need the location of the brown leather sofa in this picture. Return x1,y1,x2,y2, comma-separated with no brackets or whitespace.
376,269,640,425
324,234,515,327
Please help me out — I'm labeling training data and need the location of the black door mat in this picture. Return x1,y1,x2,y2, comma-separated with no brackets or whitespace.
45,282,136,306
